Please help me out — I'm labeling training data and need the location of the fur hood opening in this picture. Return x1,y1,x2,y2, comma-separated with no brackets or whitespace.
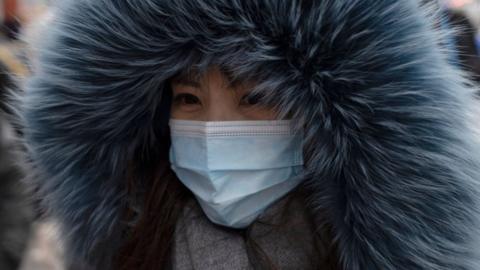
16,0,480,269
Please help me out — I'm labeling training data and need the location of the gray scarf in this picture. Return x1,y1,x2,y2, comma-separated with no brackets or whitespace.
172,189,319,269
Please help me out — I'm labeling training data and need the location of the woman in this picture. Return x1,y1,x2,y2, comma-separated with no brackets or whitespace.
16,0,480,269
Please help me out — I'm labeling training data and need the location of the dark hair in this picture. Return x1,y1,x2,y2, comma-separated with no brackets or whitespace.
114,69,340,269
115,159,189,269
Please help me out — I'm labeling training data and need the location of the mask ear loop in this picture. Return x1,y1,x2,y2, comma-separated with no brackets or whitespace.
296,119,311,174
295,125,307,176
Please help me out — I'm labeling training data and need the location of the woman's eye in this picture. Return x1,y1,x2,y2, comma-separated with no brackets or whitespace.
240,93,263,106
173,93,201,106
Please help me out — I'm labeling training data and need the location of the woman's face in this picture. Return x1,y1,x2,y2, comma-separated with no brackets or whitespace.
170,66,278,121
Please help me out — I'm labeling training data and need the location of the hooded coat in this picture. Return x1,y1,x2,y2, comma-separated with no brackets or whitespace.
16,0,480,269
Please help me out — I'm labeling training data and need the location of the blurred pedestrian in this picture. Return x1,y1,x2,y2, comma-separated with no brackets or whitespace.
1,0,21,40
0,56,33,270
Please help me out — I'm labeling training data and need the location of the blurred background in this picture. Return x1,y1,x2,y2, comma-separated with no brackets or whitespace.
0,0,479,270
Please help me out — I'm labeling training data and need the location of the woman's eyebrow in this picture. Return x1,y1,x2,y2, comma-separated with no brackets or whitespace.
171,71,202,87
172,79,200,88
171,77,201,87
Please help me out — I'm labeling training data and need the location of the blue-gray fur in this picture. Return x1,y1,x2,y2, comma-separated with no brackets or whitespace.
14,0,480,269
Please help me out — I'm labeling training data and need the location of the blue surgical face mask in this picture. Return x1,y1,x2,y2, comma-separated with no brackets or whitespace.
168,119,305,228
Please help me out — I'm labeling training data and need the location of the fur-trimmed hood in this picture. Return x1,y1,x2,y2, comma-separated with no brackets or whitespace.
16,0,480,269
